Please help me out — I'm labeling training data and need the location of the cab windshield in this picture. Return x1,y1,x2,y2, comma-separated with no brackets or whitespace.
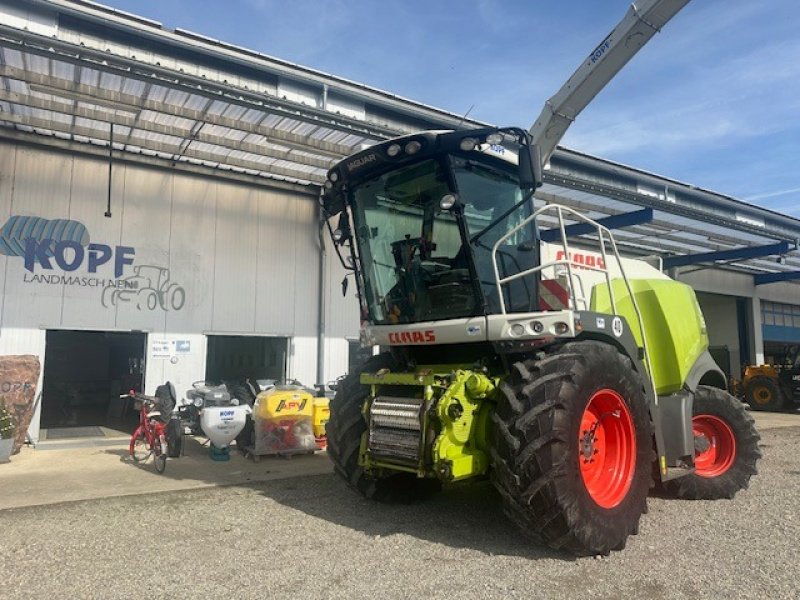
352,159,474,325
350,156,536,325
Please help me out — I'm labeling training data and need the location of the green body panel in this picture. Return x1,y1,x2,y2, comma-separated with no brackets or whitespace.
361,371,438,387
591,278,709,395
432,371,494,481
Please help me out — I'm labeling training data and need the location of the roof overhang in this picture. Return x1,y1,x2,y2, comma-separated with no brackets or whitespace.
2,0,800,283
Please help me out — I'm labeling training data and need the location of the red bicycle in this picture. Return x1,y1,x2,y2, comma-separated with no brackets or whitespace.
126,391,169,473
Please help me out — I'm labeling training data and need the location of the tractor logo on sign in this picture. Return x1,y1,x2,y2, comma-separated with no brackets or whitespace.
612,316,624,338
101,264,185,312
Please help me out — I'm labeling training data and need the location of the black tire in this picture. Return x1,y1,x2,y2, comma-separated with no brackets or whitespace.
235,416,254,453
664,386,760,500
154,446,167,474
166,418,183,458
491,341,653,555
744,375,786,411
326,353,441,503
226,381,257,407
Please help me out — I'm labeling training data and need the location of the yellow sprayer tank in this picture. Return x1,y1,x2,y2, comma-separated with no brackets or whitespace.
313,397,330,448
253,385,316,455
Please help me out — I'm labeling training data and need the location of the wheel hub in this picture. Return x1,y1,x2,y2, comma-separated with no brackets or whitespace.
693,433,711,454
578,390,636,509
753,386,772,404
580,410,620,462
692,414,736,478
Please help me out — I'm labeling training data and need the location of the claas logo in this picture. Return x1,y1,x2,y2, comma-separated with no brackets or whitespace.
276,398,307,412
388,330,436,344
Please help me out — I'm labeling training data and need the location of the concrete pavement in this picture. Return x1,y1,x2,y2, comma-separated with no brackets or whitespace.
0,409,797,512
0,434,332,510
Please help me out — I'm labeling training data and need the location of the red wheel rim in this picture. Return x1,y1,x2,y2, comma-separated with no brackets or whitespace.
693,414,736,478
578,389,637,509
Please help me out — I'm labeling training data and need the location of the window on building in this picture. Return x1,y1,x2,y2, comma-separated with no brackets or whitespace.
761,300,800,329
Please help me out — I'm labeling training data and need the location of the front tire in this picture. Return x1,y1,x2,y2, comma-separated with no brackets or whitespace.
129,428,151,463
154,451,166,474
154,438,167,474
664,386,760,500
491,341,653,555
326,353,441,503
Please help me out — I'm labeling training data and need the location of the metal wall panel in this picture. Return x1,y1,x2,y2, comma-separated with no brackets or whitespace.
2,147,72,328
59,154,124,330
323,227,360,339
290,335,317,386
211,182,259,332
0,142,16,324
164,174,217,334
114,164,173,332
291,195,321,338
327,93,366,121
253,188,299,334
324,336,350,382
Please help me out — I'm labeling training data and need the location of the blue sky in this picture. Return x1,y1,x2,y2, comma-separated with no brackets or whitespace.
100,1,800,215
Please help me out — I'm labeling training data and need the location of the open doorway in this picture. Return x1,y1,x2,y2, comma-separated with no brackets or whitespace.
40,330,146,436
205,335,288,383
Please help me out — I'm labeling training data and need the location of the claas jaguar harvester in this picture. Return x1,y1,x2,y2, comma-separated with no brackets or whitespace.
323,0,760,555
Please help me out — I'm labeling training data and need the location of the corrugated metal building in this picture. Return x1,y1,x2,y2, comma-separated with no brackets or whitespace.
1,0,800,440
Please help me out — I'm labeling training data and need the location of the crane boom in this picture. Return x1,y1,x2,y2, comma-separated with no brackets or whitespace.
530,0,691,168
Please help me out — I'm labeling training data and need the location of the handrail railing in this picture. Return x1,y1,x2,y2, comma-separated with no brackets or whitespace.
490,203,657,403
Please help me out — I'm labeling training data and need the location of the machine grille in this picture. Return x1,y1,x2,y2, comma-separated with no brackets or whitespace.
368,395,425,465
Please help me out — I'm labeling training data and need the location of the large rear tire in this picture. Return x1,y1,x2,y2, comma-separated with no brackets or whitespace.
326,353,441,503
744,375,785,411
664,386,760,500
491,341,653,555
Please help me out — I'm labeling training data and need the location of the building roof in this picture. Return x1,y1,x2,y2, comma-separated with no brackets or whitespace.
1,0,799,282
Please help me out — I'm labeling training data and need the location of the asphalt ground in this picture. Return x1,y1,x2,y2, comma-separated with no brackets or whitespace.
2,421,799,600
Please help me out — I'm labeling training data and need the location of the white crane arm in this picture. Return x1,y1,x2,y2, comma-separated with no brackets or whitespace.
530,0,691,167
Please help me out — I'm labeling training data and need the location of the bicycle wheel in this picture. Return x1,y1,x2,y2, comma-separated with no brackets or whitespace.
154,451,166,473
154,438,167,474
129,428,152,463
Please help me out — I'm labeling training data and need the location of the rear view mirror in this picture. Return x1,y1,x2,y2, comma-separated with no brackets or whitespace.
341,276,349,297
518,143,543,190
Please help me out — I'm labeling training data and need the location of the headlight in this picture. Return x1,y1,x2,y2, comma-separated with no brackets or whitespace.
439,194,457,211
231,398,240,406
329,171,339,183
404,140,422,155
386,143,402,157
332,229,343,243
193,397,204,408
486,132,505,145
459,137,478,151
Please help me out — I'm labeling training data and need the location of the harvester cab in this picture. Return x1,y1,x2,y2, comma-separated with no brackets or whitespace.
322,0,761,556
